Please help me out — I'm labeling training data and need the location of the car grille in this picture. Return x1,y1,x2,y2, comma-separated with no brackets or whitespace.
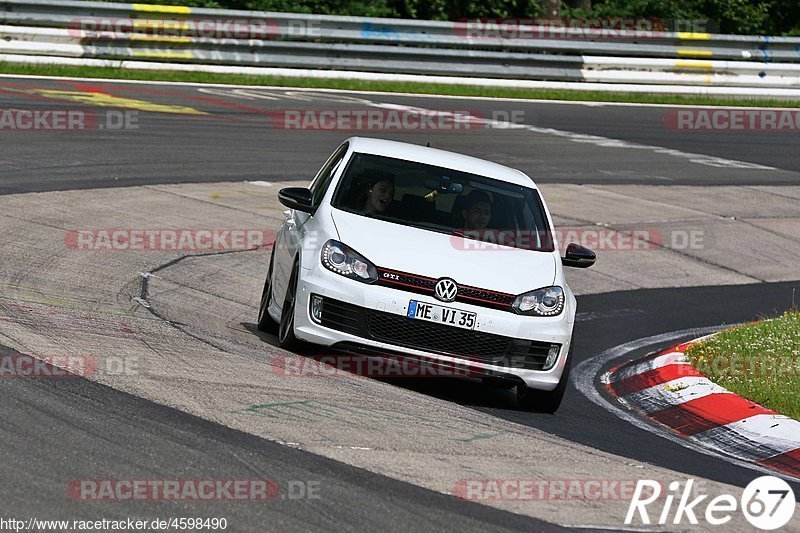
316,296,555,370
365,310,510,361
318,297,365,336
376,268,516,311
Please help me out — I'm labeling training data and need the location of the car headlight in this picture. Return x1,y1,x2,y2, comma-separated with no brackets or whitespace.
512,286,565,316
321,240,378,283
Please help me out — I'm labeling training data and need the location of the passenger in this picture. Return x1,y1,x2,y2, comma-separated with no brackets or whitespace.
461,190,492,230
353,172,395,214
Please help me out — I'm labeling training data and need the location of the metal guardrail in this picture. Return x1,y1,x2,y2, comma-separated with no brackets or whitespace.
1,0,800,91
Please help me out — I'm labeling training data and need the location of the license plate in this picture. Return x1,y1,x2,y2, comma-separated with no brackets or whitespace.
407,300,476,330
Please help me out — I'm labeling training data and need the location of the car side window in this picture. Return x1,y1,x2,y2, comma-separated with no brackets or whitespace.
310,143,348,206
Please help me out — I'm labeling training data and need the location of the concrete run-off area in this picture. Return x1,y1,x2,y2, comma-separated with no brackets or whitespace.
0,181,797,529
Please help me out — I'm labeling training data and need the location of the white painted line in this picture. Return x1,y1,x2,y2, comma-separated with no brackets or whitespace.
705,414,800,450
623,376,731,413
692,414,800,462
608,351,688,383
247,181,274,187
369,102,776,170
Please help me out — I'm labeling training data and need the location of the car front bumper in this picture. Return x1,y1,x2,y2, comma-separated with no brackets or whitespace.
292,265,574,390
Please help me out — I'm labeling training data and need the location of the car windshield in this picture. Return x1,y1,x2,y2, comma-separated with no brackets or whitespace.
331,153,555,252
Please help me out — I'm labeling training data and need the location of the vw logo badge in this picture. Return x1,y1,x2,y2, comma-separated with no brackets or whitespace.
434,278,458,302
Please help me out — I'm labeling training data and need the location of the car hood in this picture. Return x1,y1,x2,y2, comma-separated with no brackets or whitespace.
330,209,557,295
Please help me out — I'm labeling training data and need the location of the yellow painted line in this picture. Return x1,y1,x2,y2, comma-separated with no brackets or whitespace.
677,32,711,40
131,50,194,59
22,88,207,115
132,3,191,14
678,49,713,57
130,34,191,44
675,60,714,70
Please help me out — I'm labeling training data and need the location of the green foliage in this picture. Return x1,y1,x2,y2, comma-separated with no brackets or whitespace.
686,312,800,420
391,0,541,21
563,0,790,35
242,0,395,17
110,0,800,35
766,0,800,35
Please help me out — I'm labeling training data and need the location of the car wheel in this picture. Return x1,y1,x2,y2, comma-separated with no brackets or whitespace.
516,345,572,414
256,246,279,334
278,260,300,350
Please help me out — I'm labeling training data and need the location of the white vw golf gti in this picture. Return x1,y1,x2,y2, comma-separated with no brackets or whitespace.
258,138,595,412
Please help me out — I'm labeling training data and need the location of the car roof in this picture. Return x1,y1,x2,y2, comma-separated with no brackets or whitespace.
346,137,536,189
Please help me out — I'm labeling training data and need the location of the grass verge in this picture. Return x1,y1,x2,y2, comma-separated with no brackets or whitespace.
686,311,800,420
2,61,800,107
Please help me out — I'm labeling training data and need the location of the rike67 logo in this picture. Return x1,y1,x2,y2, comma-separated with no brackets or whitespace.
626,476,795,530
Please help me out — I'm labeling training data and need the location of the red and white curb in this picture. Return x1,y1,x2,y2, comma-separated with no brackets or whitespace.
603,338,800,480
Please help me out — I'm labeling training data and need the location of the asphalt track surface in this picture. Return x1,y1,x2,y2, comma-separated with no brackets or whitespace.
0,343,561,531
1,75,799,529
410,281,800,491
0,76,799,195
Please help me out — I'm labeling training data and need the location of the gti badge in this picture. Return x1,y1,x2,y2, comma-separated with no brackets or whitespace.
434,278,458,302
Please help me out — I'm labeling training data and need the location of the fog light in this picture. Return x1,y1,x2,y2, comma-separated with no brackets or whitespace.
544,344,561,370
311,294,323,324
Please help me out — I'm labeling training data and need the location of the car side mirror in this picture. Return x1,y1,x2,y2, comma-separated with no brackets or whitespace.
279,187,316,215
562,243,596,268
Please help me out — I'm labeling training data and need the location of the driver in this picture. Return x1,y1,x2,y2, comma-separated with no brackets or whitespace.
355,172,395,214
462,190,492,230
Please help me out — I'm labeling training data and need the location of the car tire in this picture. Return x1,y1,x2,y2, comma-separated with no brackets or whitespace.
278,260,300,351
256,246,279,334
516,345,572,414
